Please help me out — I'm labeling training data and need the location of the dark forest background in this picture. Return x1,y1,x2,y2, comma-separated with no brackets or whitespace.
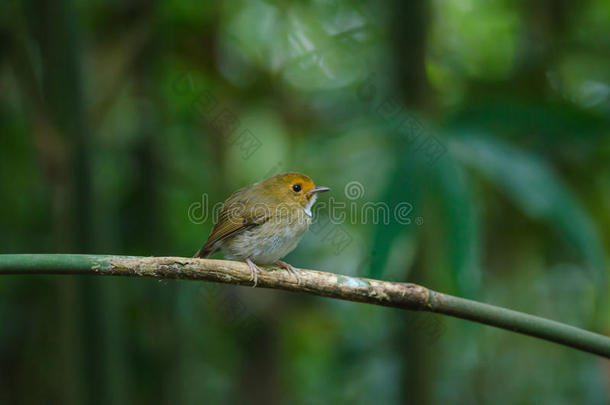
1,0,609,404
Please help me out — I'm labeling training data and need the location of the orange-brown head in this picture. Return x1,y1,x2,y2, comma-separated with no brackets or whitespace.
257,172,330,212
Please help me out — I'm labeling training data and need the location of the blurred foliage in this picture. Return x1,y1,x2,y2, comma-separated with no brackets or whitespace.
1,0,609,404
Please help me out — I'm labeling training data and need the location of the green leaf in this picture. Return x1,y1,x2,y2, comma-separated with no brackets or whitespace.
452,134,607,285
368,126,481,298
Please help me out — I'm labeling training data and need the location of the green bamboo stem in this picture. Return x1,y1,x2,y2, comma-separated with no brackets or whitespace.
1,254,609,358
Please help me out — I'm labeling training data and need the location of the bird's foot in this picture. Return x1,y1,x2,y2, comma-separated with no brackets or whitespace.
245,257,263,287
275,260,302,285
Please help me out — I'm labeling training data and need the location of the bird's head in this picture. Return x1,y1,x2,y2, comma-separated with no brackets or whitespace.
261,172,330,216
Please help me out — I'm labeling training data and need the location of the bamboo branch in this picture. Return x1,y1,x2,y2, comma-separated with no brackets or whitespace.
1,254,609,358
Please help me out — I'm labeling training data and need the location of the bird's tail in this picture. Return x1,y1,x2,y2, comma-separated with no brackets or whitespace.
193,242,217,258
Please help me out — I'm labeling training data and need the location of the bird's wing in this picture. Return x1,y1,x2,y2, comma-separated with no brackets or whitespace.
193,188,270,258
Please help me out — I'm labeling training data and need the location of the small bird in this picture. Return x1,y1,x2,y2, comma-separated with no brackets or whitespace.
194,172,330,286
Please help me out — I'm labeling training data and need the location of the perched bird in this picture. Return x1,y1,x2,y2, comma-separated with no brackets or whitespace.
194,172,330,286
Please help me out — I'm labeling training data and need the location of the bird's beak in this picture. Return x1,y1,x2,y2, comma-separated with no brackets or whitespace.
308,186,330,195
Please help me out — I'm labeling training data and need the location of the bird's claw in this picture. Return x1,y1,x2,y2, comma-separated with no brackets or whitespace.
275,260,302,285
245,258,262,287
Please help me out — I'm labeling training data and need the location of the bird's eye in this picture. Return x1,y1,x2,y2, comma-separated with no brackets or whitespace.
292,184,302,192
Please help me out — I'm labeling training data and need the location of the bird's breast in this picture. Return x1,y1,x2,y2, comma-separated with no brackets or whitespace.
221,209,311,265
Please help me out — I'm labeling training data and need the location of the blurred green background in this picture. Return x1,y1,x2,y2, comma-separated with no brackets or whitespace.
1,0,610,404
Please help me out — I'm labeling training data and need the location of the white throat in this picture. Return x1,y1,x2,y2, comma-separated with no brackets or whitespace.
304,193,318,217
